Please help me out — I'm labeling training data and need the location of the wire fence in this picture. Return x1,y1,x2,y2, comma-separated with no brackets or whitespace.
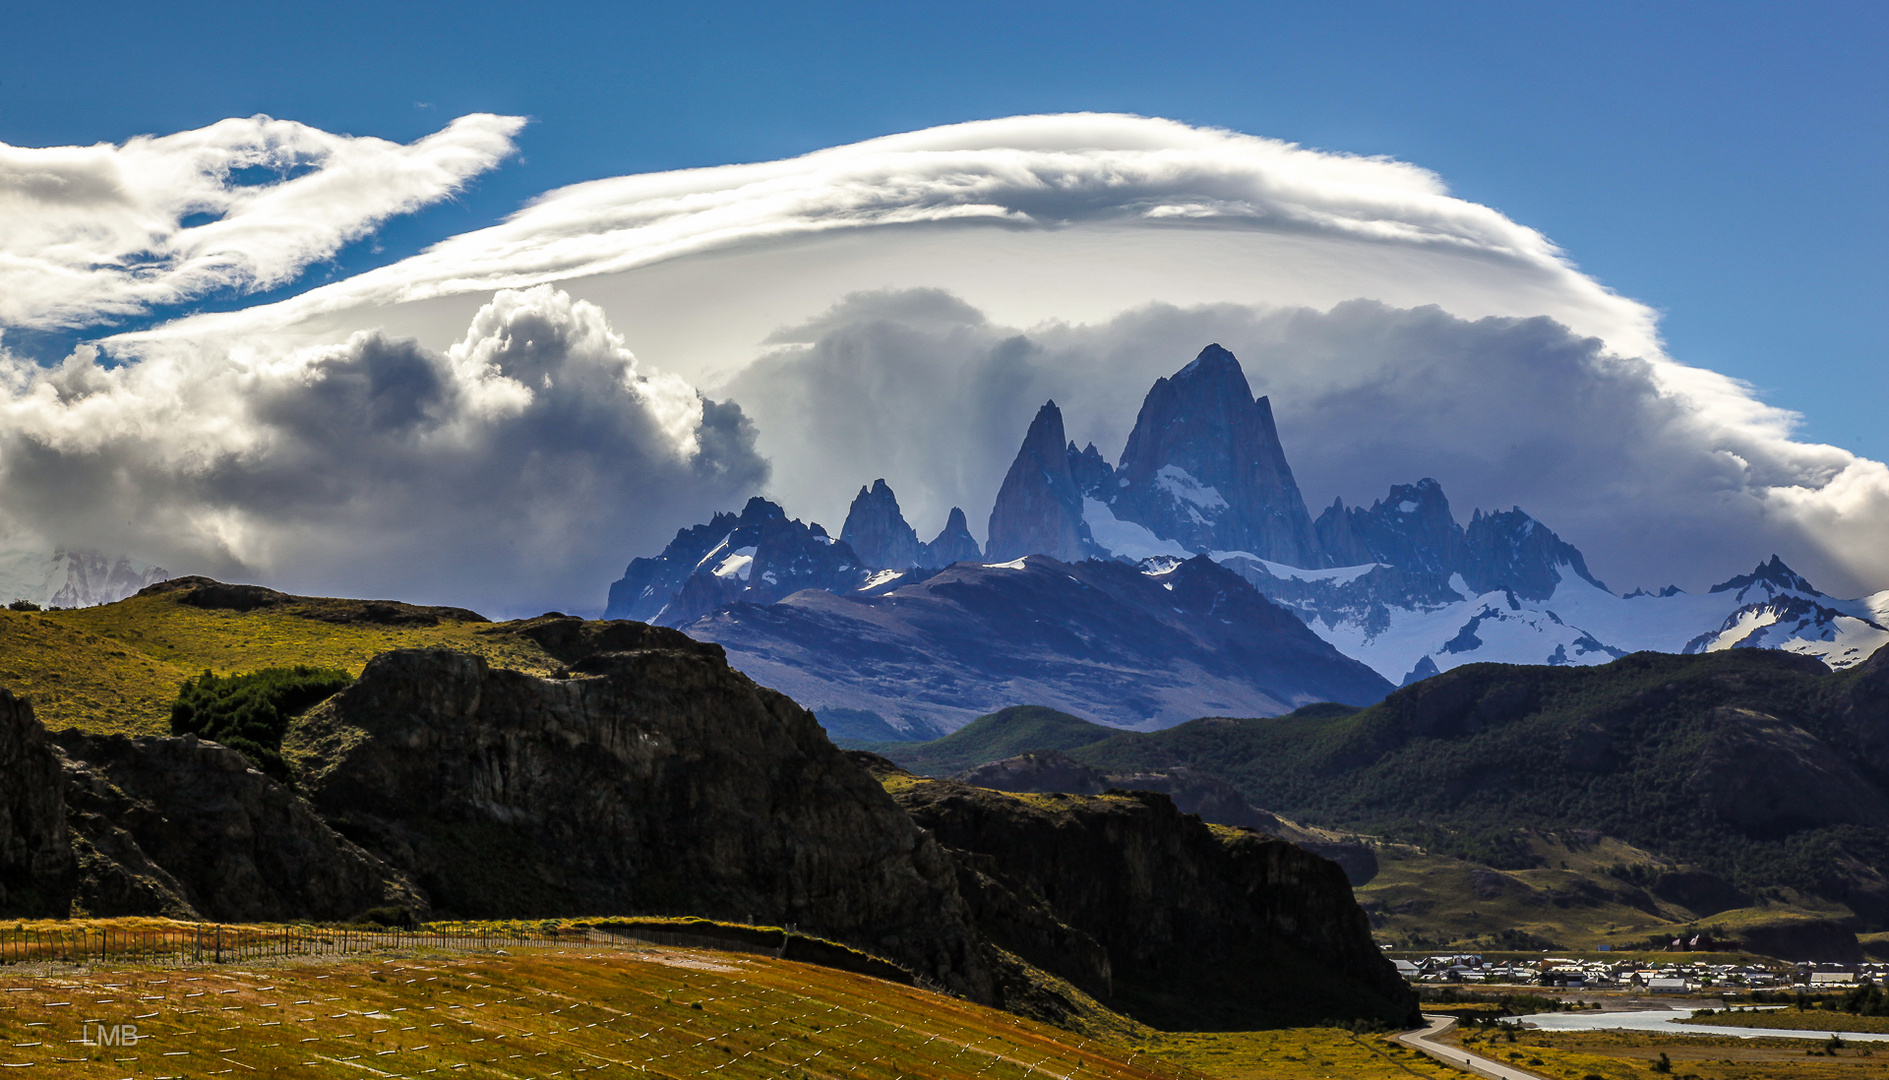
0,923,564,968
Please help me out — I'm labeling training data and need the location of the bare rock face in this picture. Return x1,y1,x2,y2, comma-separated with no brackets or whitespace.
287,646,997,1000
1109,345,1320,567
920,507,983,567
986,401,1094,563
52,730,424,923
841,479,923,569
0,690,74,915
889,777,1419,1029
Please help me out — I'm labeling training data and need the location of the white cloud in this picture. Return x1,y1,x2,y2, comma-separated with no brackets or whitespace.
5,111,1885,604
733,291,1889,598
0,286,765,615
110,113,1665,364
0,113,524,330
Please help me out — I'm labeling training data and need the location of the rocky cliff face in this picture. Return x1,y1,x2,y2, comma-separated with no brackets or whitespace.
841,480,923,569
0,683,419,923
1314,479,1462,575
1107,345,1320,567
955,751,1285,833
286,643,996,999
921,506,983,567
1460,507,1608,600
884,773,1419,1028
985,401,1096,563
54,730,423,922
0,690,74,915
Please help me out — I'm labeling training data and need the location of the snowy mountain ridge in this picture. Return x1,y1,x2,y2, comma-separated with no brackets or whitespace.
604,343,1889,708
0,549,169,609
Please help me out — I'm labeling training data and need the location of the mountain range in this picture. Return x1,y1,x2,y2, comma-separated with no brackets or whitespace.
606,344,1888,732
0,549,169,609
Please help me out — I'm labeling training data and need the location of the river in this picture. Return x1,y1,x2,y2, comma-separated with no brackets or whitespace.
1515,1006,1889,1043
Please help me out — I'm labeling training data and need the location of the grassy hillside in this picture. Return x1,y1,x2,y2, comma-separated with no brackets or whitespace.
842,705,1119,773
0,585,558,735
0,924,1464,1079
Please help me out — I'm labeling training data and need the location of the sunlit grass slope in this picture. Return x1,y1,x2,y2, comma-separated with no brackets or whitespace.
0,934,1483,1080
0,592,558,736
0,942,1215,1079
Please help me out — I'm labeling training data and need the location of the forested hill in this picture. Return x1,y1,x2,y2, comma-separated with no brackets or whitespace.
1065,648,1889,928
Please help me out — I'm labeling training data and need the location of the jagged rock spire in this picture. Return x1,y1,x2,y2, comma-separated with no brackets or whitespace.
1109,344,1320,566
922,507,983,566
841,479,923,569
986,401,1093,562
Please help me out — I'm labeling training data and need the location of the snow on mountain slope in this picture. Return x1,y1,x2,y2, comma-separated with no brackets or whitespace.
1083,498,1190,561
0,549,169,608
1208,553,1889,683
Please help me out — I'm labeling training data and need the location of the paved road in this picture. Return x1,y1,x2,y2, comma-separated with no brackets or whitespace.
1396,1014,1548,1080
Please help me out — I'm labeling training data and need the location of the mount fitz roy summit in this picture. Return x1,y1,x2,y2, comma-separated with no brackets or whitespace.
607,344,1889,732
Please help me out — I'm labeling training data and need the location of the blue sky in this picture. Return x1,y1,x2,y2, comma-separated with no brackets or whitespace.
6,1,1881,456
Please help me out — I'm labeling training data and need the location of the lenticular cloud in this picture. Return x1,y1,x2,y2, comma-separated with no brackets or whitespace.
0,286,766,614
0,113,524,330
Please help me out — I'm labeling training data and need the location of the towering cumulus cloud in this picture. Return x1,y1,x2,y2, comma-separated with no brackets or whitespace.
0,287,766,613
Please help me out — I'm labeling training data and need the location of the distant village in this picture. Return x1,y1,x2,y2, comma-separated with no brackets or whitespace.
1394,954,1889,992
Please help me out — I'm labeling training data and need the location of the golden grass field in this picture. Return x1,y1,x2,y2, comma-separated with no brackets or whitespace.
0,926,1490,1080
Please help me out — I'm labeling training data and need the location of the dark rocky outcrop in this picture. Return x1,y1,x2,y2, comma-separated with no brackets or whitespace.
985,401,1096,563
841,480,923,570
1,682,421,923
0,690,75,915
286,646,997,1000
52,730,423,922
889,777,1419,1029
921,506,983,567
1107,345,1320,567
955,751,1286,833
956,751,1111,797
139,576,486,626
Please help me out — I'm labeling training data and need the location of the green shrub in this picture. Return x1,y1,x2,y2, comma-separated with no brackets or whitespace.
170,665,352,780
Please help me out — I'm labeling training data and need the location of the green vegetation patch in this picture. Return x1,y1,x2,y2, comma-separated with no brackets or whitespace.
170,665,353,779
